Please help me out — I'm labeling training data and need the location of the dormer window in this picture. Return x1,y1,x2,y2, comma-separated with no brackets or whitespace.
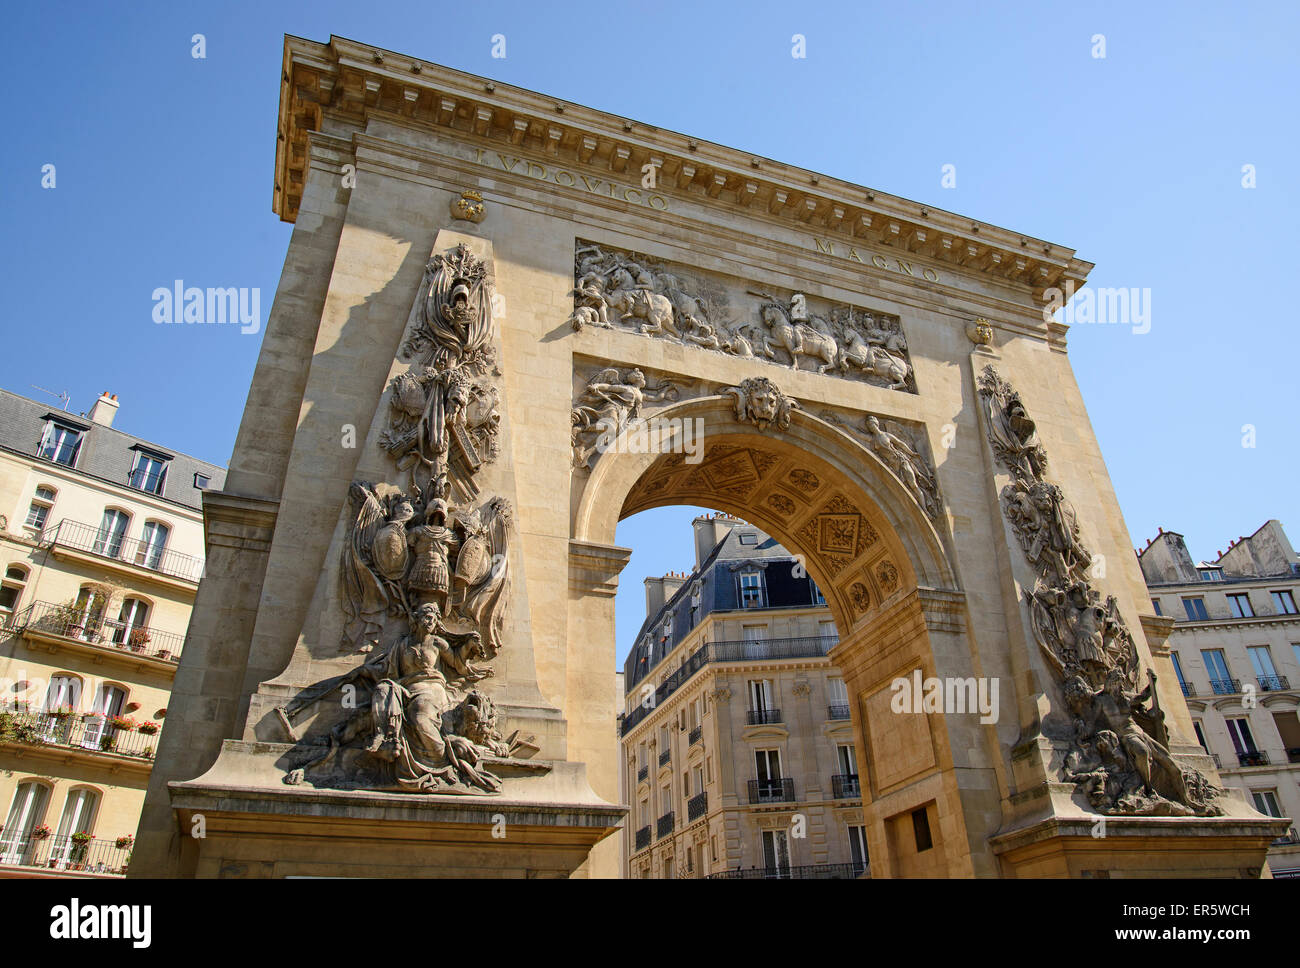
38,420,83,467
738,532,758,546
129,451,169,494
1198,568,1223,582
194,473,211,490
739,571,765,608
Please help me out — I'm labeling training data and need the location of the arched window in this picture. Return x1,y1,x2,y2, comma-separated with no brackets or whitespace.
135,521,170,570
71,585,110,642
50,787,100,870
111,597,151,649
82,684,127,750
0,565,29,621
23,485,56,533
91,508,130,558
42,674,81,713
0,780,52,867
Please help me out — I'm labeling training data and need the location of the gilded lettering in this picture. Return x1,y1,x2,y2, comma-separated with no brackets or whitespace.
554,170,575,187
497,153,522,172
647,194,668,210
814,238,834,255
580,175,604,193
923,268,939,282
623,188,642,203
897,259,915,276
526,162,547,179
847,247,863,263
871,255,889,269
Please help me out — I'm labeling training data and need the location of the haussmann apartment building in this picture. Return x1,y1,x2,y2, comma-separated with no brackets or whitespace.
0,388,224,877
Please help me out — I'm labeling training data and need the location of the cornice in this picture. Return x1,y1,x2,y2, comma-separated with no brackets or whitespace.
276,35,1092,300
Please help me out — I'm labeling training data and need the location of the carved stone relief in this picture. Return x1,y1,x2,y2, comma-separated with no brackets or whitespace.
570,365,680,469
277,244,541,796
821,410,941,520
566,239,917,392
722,376,799,431
978,365,1221,817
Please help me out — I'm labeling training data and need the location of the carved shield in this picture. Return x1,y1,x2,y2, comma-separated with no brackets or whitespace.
372,522,409,581
455,534,491,585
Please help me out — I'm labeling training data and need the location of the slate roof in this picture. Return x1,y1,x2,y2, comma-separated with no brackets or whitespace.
622,519,822,693
0,389,227,513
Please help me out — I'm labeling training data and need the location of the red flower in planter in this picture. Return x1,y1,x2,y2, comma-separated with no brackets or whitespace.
30,824,51,840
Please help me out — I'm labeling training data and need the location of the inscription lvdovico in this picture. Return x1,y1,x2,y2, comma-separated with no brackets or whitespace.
473,148,668,210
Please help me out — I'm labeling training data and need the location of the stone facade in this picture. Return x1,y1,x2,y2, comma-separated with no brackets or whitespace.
622,514,865,878
0,388,223,876
1139,521,1300,877
127,33,1285,878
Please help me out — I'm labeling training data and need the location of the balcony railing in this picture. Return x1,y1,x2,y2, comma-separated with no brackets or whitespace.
746,708,783,726
748,778,796,804
1178,681,1196,698
828,704,851,720
0,707,159,761
707,862,867,880
637,765,649,783
0,834,131,876
1258,675,1290,692
1273,827,1300,846
831,774,861,799
658,748,671,767
687,791,708,822
634,825,651,851
656,812,675,839
1237,750,1270,767
14,601,184,663
622,635,837,736
1209,678,1241,695
41,519,204,584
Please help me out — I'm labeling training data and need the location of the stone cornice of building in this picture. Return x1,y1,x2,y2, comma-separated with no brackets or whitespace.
1146,574,1300,592
1165,613,1300,633
276,35,1093,303
0,445,206,521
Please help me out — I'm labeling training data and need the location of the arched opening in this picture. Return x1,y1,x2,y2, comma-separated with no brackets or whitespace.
573,395,1000,878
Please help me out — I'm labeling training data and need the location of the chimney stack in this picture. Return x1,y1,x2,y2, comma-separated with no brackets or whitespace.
89,391,119,428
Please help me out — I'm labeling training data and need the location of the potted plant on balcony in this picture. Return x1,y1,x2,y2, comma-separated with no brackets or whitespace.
138,721,159,735
127,627,151,652
107,714,137,732
141,746,154,759
40,600,83,638
69,830,93,868
30,824,51,841
115,835,134,850
155,649,172,661
46,705,74,720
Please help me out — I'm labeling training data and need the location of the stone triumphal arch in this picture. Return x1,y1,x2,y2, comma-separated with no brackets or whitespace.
130,34,1286,878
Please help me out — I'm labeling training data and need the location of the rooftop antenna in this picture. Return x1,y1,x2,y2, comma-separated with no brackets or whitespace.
30,384,70,411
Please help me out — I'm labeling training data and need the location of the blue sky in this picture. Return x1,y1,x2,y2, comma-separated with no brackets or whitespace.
1,2,1294,667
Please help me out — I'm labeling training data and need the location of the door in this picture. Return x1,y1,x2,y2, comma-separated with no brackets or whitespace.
1,782,50,866
135,521,169,569
755,748,782,799
82,685,126,750
92,509,129,558
762,829,791,877
41,675,80,742
50,788,99,870
111,598,150,648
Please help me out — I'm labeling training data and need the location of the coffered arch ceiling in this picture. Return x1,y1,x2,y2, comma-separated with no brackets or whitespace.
572,396,957,639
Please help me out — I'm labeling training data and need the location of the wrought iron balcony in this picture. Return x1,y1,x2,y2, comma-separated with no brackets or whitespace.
1237,750,1270,767
687,791,708,822
1273,827,1300,846
746,708,783,726
831,774,860,799
41,519,204,584
634,825,651,851
656,812,675,839
707,862,867,880
658,748,671,767
14,601,185,663
637,765,648,783
1209,678,1241,695
621,635,836,736
827,704,851,720
0,833,132,876
0,707,159,761
748,778,795,804
1178,681,1195,698
1258,675,1290,692
688,725,702,746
